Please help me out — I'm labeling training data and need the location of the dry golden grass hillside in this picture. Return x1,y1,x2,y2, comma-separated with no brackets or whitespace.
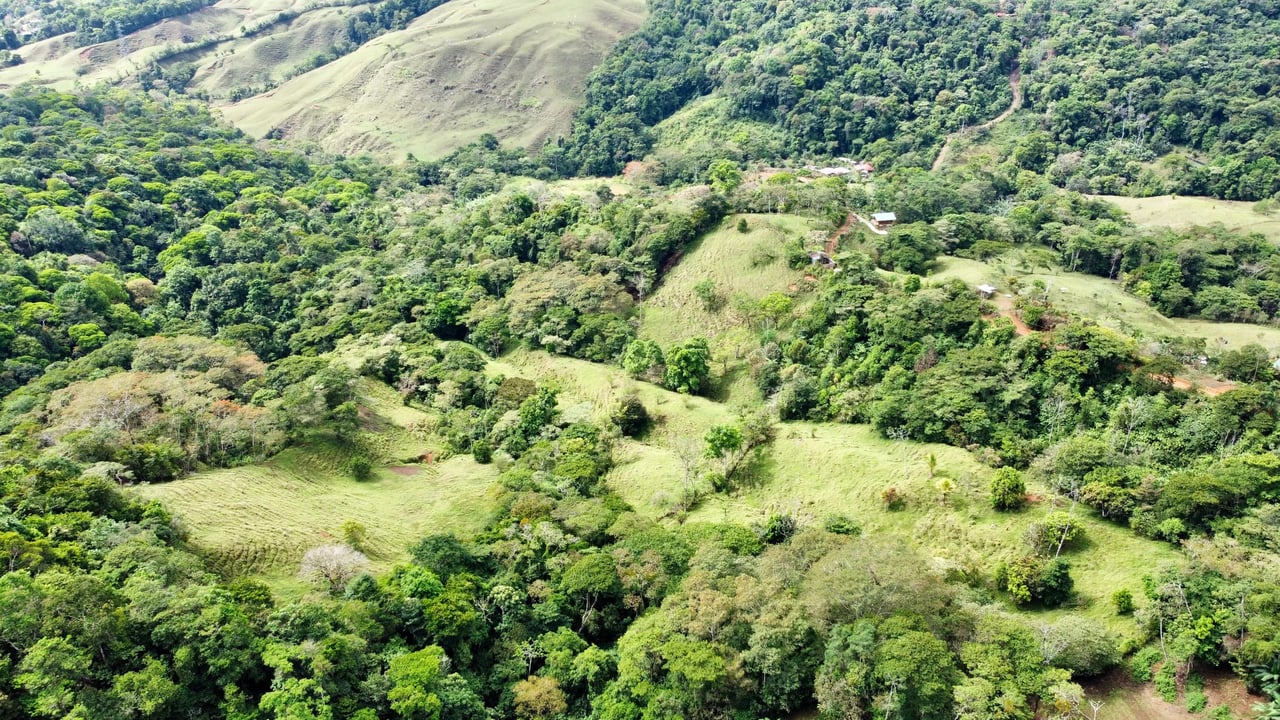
0,0,645,159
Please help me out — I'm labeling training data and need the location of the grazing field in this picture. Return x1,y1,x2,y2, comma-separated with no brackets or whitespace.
680,422,1179,635
931,255,1280,352
221,0,646,158
1097,194,1280,244
640,213,826,402
133,379,500,584
0,0,645,159
0,0,328,89
493,350,1180,636
642,213,823,346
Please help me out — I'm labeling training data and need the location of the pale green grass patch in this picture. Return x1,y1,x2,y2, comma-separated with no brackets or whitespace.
1097,194,1280,245
681,422,1179,635
490,349,734,431
650,94,792,159
135,449,499,577
932,256,1280,352
490,351,1176,635
220,0,647,159
641,213,826,401
0,0,646,160
133,377,499,582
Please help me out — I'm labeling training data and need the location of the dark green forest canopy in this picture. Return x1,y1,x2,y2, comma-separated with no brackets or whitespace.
0,87,729,401
0,84,1279,719
1022,0,1280,199
555,0,1018,175
554,0,1280,200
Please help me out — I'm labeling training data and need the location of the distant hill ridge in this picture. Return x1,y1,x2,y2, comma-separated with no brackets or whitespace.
0,0,646,159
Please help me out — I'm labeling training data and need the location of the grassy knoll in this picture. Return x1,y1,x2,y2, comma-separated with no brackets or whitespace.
640,213,826,402
931,255,1280,352
648,94,792,163
491,348,734,431
492,350,1179,636
1097,194,1280,245
221,0,646,158
0,0,645,159
682,422,1178,635
133,378,500,586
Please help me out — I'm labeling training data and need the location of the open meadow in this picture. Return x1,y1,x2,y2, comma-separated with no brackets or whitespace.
219,0,646,158
0,0,644,159
931,255,1280,353
640,212,826,403
495,350,1182,637
132,378,500,590
1097,194,1280,245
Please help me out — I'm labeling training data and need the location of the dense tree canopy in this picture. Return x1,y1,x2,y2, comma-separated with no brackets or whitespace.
2,0,1280,712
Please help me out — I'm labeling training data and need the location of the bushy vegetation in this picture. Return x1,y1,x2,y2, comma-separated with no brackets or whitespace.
3,0,1280,708
556,0,1016,176
1021,0,1280,200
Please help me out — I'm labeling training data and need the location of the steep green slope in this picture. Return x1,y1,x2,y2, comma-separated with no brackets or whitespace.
555,0,1280,199
4,42,1280,717
556,0,1018,176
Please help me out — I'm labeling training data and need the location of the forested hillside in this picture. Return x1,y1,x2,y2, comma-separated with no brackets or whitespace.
556,0,1280,200
2,0,1280,717
556,0,1018,176
1,82,1279,719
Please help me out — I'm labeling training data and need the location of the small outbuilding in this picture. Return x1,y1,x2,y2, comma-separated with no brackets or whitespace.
807,250,837,268
871,212,897,229
977,284,997,299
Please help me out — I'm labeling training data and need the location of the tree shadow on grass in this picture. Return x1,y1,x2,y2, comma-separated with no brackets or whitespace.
707,361,751,404
730,447,777,491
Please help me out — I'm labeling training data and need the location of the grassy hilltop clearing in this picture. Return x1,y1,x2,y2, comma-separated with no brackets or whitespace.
133,378,501,584
1096,195,1280,247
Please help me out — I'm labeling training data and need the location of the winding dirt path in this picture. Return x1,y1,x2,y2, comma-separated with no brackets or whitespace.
851,212,890,236
932,64,1022,172
826,212,856,255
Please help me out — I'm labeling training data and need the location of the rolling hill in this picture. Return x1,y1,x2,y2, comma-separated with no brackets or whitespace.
220,0,645,159
0,0,645,158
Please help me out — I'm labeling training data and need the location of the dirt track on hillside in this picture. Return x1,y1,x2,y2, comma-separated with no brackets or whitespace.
932,64,1022,172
